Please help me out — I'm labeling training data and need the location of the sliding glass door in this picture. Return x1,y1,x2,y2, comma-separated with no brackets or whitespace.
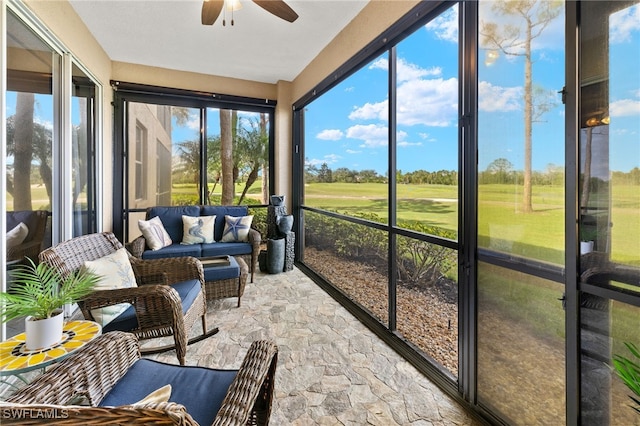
475,2,566,424
114,91,274,243
578,2,640,424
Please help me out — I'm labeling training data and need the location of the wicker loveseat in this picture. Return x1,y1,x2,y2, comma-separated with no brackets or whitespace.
5,332,279,426
128,205,261,283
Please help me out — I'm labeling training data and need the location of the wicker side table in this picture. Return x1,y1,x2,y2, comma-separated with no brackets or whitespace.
203,256,249,307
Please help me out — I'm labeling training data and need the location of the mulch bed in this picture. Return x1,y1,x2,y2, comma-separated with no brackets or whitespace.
304,247,459,374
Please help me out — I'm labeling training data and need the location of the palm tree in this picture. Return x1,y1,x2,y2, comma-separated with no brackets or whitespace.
220,109,234,205
236,115,269,204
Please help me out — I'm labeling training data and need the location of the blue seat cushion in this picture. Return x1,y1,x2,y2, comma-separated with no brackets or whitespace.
201,242,251,258
203,256,240,282
142,243,202,260
99,358,237,426
102,279,202,333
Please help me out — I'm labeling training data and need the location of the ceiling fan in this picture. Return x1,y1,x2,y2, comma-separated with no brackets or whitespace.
201,0,299,26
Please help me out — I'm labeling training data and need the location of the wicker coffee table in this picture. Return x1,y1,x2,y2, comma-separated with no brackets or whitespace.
201,256,248,307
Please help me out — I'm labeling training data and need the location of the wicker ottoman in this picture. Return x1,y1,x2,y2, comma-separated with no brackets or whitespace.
202,256,248,307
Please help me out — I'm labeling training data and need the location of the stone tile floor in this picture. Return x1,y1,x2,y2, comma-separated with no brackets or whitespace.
3,267,482,425
147,267,481,425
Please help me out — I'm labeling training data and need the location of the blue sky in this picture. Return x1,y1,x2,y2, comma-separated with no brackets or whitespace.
304,3,640,176
6,3,639,176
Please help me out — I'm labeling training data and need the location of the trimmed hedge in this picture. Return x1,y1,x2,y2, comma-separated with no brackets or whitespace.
305,210,456,286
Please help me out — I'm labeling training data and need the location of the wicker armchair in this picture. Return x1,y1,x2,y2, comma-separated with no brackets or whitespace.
6,210,48,264
5,332,279,426
38,232,218,365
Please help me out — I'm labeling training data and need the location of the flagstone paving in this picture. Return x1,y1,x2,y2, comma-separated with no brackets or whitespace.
147,267,482,425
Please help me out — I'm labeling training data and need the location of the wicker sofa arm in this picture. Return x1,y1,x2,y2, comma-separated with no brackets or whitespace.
248,228,261,245
7,332,140,407
0,402,198,425
213,339,278,426
126,236,147,258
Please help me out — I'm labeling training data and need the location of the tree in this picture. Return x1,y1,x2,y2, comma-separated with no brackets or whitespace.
12,93,35,210
6,93,55,210
259,113,269,204
236,115,269,204
487,157,514,184
220,109,234,205
480,0,562,212
317,163,332,183
176,140,201,189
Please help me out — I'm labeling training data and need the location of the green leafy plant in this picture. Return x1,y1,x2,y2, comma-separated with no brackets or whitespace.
612,342,640,415
0,258,99,322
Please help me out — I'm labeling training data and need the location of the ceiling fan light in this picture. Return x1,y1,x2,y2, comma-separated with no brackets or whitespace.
226,0,242,12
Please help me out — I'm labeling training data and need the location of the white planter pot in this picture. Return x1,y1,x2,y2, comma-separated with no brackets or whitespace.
25,310,64,351
580,241,594,255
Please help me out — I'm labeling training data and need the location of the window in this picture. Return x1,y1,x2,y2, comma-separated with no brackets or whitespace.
134,122,148,201
476,1,566,423
4,5,101,268
298,2,461,380
113,86,274,242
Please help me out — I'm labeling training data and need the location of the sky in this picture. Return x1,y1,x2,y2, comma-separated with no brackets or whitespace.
304,2,640,176
5,2,640,177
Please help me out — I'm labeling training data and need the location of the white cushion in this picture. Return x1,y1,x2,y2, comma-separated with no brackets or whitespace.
133,384,172,406
181,215,215,245
6,222,29,250
220,215,254,242
83,248,138,327
138,216,172,250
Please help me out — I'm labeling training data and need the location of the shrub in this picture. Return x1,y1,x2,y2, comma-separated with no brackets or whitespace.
305,210,456,286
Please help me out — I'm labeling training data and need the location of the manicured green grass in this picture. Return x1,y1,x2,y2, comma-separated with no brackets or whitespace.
305,182,640,267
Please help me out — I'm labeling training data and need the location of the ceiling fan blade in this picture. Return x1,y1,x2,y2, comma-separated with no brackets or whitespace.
202,0,224,25
252,0,299,23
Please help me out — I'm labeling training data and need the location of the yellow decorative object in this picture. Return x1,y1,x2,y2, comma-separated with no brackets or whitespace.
0,320,101,375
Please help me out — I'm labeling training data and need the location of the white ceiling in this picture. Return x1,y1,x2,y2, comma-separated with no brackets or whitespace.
69,0,369,84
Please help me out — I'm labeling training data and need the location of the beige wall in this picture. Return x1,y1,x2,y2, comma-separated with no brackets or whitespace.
21,0,418,231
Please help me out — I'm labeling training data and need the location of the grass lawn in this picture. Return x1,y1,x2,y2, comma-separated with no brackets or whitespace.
305,182,639,267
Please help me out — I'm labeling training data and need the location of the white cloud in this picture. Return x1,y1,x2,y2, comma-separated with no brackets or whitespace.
34,117,53,131
347,124,389,148
397,77,458,126
349,77,458,127
353,58,458,127
610,98,640,117
186,113,200,131
610,4,640,44
316,129,344,140
370,57,441,82
349,101,388,121
345,86,355,93
398,141,423,147
425,5,458,43
345,149,362,154
478,81,522,112
306,154,341,167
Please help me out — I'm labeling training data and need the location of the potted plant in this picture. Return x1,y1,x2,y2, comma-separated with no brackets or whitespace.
612,342,640,415
580,227,598,254
0,258,99,350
